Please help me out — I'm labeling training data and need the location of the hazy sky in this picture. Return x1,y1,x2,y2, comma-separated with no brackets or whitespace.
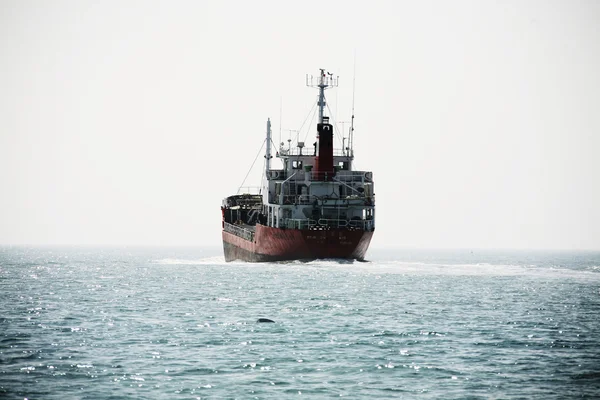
1,0,599,249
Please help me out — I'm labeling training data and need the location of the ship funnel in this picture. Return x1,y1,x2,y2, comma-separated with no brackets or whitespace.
314,116,334,181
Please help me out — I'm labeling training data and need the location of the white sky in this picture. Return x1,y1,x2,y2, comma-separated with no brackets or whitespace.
1,0,599,250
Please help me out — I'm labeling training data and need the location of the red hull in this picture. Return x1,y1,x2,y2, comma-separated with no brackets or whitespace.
222,224,373,262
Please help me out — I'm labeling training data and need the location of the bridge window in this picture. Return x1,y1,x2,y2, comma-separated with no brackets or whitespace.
292,160,303,169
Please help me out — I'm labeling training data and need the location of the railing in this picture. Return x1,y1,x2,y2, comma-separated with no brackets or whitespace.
266,169,373,184
335,171,373,182
223,222,254,242
285,219,317,229
236,186,261,195
283,218,374,231
279,146,350,157
273,193,373,206
348,219,375,231
318,218,348,228
280,148,349,157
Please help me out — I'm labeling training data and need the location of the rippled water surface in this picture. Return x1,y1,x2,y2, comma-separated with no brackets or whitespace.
1,247,599,398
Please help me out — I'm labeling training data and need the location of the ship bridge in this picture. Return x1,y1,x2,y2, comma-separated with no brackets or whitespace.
256,73,375,233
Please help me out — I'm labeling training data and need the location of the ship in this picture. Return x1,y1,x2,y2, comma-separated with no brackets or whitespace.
221,69,375,262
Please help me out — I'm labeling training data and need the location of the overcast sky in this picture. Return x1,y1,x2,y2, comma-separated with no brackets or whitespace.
1,0,599,250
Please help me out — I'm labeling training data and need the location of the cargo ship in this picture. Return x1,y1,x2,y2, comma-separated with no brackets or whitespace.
221,69,375,262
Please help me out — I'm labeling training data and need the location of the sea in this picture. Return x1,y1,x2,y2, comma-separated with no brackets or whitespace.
1,246,599,399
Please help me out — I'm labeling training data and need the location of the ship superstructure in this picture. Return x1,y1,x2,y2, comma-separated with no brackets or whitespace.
221,69,375,262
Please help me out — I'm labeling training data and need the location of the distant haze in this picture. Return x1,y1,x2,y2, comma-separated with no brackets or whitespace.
1,1,599,250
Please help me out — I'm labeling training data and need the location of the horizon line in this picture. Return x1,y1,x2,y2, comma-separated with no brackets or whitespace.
1,244,599,252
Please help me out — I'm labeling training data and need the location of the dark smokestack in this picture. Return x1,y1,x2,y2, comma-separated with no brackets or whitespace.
314,117,334,181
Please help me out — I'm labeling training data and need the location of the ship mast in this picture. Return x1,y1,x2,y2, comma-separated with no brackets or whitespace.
265,118,272,176
317,69,327,123
307,69,338,123
350,56,356,158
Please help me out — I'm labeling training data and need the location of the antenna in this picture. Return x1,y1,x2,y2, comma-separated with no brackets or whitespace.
350,52,356,157
306,69,338,123
279,97,282,151
335,72,339,124
285,129,299,147
337,121,351,156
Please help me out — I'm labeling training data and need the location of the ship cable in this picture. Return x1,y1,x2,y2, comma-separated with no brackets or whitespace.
237,138,266,194
326,102,346,148
301,101,319,146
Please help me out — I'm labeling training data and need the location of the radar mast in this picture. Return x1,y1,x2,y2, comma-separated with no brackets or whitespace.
306,69,338,123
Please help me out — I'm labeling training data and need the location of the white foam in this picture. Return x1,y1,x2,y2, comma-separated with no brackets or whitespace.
152,257,226,265
150,256,600,280
350,259,600,280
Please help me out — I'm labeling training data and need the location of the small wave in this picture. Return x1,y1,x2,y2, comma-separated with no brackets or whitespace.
297,259,357,267
153,257,294,268
152,257,226,265
342,260,600,280
150,256,600,280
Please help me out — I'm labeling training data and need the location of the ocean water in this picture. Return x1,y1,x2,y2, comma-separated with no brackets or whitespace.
1,247,599,399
